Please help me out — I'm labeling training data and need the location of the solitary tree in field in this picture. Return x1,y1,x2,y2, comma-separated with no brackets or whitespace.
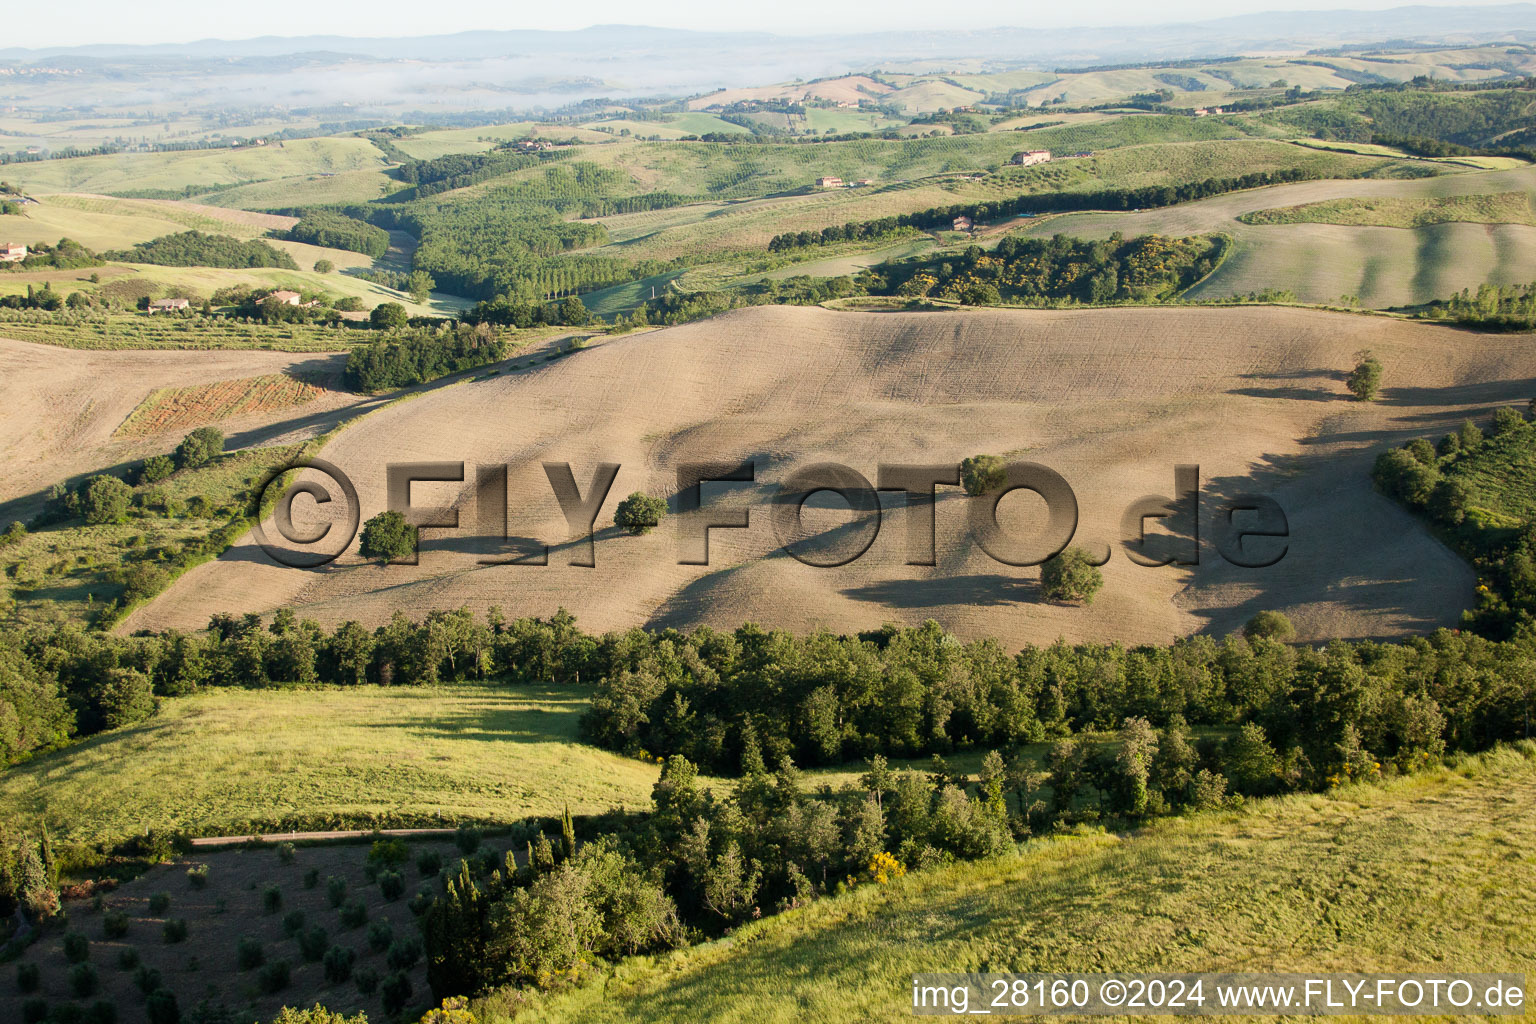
557,295,590,326
1243,610,1295,642
313,259,334,274
960,454,1006,496
359,511,417,563
1346,352,1383,401
1039,546,1103,604
175,426,224,470
614,492,667,535
407,271,435,304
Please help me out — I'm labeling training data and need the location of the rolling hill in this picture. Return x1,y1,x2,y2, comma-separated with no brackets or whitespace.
122,303,1529,645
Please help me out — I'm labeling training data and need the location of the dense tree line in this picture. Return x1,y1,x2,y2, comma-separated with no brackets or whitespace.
576,191,696,218
283,212,390,258
1417,282,1536,330
766,167,1328,252
1342,84,1536,148
391,147,574,199
2,606,1527,788
105,231,298,270
0,284,65,311
867,232,1226,305
459,295,590,328
1373,403,1536,638
343,323,508,390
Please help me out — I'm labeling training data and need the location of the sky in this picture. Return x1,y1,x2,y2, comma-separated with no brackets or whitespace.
3,0,1513,49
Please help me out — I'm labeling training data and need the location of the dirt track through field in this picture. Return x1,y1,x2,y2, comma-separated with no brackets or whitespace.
123,304,1534,645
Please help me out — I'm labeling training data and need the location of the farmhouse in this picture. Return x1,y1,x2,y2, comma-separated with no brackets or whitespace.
952,215,973,232
266,290,302,306
1010,149,1052,166
147,298,190,313
815,176,844,188
0,242,25,263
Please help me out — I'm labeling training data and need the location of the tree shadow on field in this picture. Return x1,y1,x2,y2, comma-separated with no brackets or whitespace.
1228,367,1346,403
357,693,587,746
841,574,1040,609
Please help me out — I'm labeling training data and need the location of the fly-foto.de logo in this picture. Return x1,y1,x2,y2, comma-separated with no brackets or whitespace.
251,459,1288,571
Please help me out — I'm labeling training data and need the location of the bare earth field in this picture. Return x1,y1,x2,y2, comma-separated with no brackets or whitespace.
0,338,361,516
121,303,1530,645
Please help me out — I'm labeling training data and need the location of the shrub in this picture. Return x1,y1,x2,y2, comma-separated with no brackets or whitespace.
302,868,319,889
185,864,208,889
299,925,329,962
22,998,47,1024
1188,769,1229,810
148,892,170,915
102,909,129,939
136,455,176,486
454,824,481,854
257,959,291,994
354,965,380,995
261,884,282,913
381,971,413,1015
378,870,405,901
146,988,179,1024
174,427,223,470
1039,546,1104,604
416,849,442,876
409,886,434,916
69,963,99,997
338,897,367,929
1243,610,1295,641
1346,352,1383,401
385,936,421,971
368,837,410,868
63,931,89,963
88,1001,117,1024
80,475,132,525
323,944,356,983
17,961,41,991
614,492,667,535
366,918,392,953
358,510,416,562
236,936,264,971
325,875,347,907
960,455,1006,496
133,964,162,994
162,918,188,943
276,841,297,865
313,259,335,274
116,948,139,971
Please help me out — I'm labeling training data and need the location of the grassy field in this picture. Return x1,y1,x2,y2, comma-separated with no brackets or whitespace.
4,138,387,196
0,443,313,621
1238,191,1536,228
503,743,1536,1024
0,682,684,846
574,139,1392,266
